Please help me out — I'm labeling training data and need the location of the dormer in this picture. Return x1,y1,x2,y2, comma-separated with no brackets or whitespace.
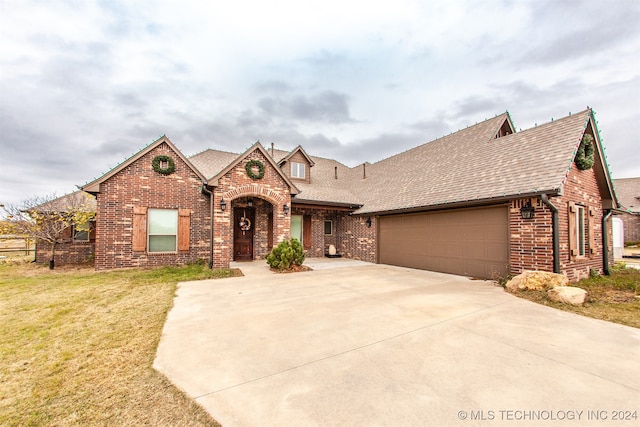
278,145,315,184
494,113,515,138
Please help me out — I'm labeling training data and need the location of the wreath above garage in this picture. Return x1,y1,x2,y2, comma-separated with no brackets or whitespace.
575,134,595,170
152,155,176,175
245,159,265,180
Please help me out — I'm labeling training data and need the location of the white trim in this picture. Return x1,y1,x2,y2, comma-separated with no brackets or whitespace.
291,162,306,179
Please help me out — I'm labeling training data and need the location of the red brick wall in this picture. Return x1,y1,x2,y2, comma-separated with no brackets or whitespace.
36,238,95,265
290,207,325,257
35,223,96,266
509,198,554,275
509,164,607,282
340,215,376,263
94,142,211,270
286,208,376,262
213,149,291,268
555,165,605,281
620,212,640,243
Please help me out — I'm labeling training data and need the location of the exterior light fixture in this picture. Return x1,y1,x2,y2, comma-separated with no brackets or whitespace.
366,217,372,227
520,202,535,220
220,198,227,212
247,198,253,207
283,204,290,214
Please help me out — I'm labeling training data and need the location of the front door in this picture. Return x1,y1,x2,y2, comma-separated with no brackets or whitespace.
234,207,255,261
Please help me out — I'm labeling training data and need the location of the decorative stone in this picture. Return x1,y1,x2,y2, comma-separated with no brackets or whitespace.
328,244,337,256
547,286,587,306
505,270,569,291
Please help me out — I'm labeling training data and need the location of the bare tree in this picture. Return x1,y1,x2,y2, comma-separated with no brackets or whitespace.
0,192,96,269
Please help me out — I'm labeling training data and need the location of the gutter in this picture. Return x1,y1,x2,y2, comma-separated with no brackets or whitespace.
602,210,613,276
358,190,561,217
201,184,214,269
540,194,560,274
292,199,362,210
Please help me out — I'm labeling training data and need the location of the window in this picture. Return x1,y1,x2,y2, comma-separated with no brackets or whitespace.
148,209,178,252
291,162,306,179
291,215,303,243
73,222,90,241
324,220,333,235
575,205,586,257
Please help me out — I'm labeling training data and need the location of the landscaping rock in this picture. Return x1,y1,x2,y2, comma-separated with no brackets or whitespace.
505,270,569,291
547,286,587,306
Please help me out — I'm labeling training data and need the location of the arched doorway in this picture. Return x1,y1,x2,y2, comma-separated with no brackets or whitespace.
232,196,276,261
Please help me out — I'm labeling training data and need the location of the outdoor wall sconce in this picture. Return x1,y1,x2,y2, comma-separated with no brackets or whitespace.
220,198,227,212
283,204,290,214
366,217,372,227
520,203,535,220
247,198,253,207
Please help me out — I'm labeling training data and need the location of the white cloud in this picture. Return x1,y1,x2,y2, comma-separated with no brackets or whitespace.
1,0,639,206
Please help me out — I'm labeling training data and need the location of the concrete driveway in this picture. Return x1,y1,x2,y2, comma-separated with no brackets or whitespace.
154,259,640,427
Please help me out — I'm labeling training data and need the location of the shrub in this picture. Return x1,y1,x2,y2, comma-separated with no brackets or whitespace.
265,239,305,270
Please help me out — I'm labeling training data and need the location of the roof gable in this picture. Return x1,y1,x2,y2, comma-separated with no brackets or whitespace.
82,136,206,193
576,113,617,209
278,145,316,167
206,142,299,195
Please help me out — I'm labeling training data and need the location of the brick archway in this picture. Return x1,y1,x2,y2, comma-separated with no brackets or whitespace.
221,184,286,206
213,184,291,268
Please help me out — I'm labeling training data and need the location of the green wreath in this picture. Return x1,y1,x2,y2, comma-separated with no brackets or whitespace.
152,155,176,175
245,159,265,180
575,134,595,170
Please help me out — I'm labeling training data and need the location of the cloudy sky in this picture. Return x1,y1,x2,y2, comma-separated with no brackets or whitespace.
1,0,639,207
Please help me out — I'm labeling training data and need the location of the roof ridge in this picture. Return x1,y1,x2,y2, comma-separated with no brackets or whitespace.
371,112,509,166
513,108,591,135
188,147,241,158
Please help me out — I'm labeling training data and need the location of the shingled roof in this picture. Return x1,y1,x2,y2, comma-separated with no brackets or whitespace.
188,148,239,179
184,108,614,214
613,177,640,213
353,109,605,214
31,191,96,213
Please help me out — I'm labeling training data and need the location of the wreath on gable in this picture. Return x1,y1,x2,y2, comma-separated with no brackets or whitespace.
245,159,265,180
152,155,176,175
575,134,595,170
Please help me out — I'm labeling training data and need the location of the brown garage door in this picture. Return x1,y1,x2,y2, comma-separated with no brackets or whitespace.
378,206,509,279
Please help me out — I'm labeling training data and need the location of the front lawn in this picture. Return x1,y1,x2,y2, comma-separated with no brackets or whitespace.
508,265,640,328
0,262,240,426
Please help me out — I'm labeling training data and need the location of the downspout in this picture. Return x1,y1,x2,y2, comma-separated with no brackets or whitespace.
201,184,214,269
540,194,560,274
602,210,612,276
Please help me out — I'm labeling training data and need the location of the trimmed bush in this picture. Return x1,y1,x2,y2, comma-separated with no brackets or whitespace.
265,238,305,270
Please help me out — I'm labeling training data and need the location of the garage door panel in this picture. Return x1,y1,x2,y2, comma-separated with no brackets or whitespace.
486,244,508,261
465,226,484,241
465,244,485,259
379,206,508,279
484,226,506,242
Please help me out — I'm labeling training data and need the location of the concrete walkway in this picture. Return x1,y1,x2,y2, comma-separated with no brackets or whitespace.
154,259,640,426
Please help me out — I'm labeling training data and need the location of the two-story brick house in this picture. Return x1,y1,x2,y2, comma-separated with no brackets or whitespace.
38,108,617,281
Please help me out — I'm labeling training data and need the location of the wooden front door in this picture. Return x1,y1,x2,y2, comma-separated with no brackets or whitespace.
234,207,255,261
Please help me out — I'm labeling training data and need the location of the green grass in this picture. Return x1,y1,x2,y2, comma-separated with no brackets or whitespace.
0,262,240,426
509,266,640,328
